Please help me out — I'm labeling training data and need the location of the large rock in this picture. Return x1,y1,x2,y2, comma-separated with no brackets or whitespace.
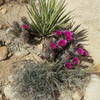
84,74,100,100
0,46,8,61
72,91,82,100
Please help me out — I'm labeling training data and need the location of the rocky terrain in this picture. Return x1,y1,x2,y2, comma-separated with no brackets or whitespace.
0,0,100,100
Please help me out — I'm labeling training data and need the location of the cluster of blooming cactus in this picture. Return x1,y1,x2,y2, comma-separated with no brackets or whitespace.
20,23,91,68
49,30,89,69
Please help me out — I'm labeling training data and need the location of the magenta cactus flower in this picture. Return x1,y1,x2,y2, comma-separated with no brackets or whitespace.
65,62,73,69
83,50,88,56
21,25,29,29
76,48,85,55
55,30,62,36
64,30,73,41
57,39,67,47
50,43,57,49
72,57,79,65
77,48,88,56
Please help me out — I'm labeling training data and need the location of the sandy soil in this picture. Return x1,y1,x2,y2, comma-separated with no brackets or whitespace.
0,0,100,65
67,0,100,65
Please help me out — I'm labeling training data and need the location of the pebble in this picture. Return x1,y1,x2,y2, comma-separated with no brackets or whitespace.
72,91,82,100
0,8,7,14
0,7,2,10
0,24,9,30
0,46,8,61
5,40,11,45
9,4,13,7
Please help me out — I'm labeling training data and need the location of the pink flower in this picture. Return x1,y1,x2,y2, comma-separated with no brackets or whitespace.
77,48,88,56
21,25,29,29
57,39,67,47
72,57,79,65
64,30,73,41
50,43,57,49
77,48,84,55
65,62,73,69
83,51,88,56
55,30,62,36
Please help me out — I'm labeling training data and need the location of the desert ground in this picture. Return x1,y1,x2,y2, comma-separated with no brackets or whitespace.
0,0,100,100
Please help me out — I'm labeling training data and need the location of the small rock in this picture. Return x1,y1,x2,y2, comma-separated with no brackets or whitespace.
0,46,8,61
0,8,7,14
9,4,13,7
4,85,15,100
0,24,9,30
5,40,11,45
3,24,9,29
94,65,100,73
0,7,2,10
72,91,82,100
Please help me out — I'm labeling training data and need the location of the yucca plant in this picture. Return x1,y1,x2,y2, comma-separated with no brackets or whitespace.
27,0,72,37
